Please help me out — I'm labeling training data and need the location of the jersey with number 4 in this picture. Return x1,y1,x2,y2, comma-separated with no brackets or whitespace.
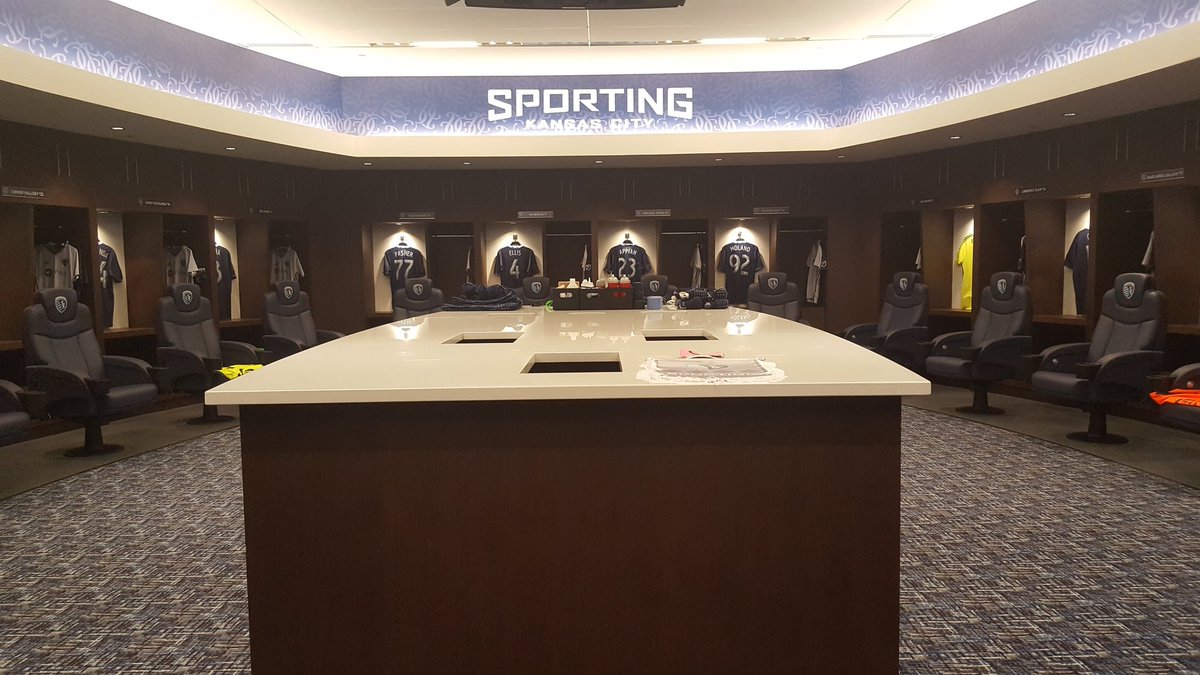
382,246,427,295
603,244,652,279
493,246,539,288
717,242,765,304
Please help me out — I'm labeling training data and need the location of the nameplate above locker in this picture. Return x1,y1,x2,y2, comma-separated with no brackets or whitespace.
753,206,791,215
1,186,46,199
635,209,672,217
138,198,173,208
397,212,436,220
1014,186,1048,196
251,207,275,215
518,210,554,219
1140,168,1185,183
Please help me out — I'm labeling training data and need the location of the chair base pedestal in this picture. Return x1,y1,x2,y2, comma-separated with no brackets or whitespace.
187,404,235,425
1067,406,1128,444
956,382,1005,415
65,420,124,456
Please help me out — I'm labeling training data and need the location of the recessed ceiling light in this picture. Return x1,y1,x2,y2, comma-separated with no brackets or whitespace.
836,154,846,159
411,41,479,49
594,160,603,164
463,161,472,165
699,37,767,45
664,40,672,44
362,161,373,166
488,41,496,45
110,126,124,131
949,135,962,140
714,158,724,162
505,41,513,45
225,146,236,151
1063,112,1077,117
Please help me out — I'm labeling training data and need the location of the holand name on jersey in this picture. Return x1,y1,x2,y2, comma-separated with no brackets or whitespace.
487,88,694,125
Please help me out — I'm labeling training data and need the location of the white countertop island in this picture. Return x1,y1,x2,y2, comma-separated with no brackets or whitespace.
208,308,928,405
221,308,926,674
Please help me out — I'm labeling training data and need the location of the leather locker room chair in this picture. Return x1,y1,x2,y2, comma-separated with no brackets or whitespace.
925,272,1032,414
841,272,929,371
263,281,344,360
1154,363,1200,433
517,276,551,306
746,272,801,321
23,288,160,455
157,284,259,424
1029,273,1165,443
640,274,676,302
392,277,445,320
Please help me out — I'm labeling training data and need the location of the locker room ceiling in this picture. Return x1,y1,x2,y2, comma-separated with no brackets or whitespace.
103,0,1039,76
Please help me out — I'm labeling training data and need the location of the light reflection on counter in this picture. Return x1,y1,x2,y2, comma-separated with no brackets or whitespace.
390,317,426,341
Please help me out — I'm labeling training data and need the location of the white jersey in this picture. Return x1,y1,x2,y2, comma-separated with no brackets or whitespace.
35,242,81,291
270,247,305,283
164,245,200,286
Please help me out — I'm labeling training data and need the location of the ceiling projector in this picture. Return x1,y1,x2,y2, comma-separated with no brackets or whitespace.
445,0,686,8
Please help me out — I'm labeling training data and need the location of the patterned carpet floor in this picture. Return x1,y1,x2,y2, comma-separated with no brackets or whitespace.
0,408,1197,673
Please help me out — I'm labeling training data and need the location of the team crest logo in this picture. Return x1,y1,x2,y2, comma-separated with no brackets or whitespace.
284,285,295,300
997,278,1008,295
767,277,780,291
531,281,543,294
413,283,425,297
54,296,68,314
182,289,194,306
899,277,909,292
1122,282,1136,300
649,281,661,292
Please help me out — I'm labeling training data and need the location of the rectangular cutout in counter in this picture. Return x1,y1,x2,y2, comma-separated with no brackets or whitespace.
444,332,521,344
642,330,718,341
523,352,621,373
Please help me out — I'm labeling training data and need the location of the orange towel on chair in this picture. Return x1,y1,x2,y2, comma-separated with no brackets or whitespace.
1150,390,1200,408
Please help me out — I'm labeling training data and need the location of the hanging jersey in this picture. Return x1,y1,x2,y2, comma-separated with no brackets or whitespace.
492,246,539,288
382,246,428,295
34,242,81,291
717,241,765,305
690,243,703,288
805,241,825,304
164,245,200,286
98,242,123,328
956,234,974,311
270,247,305,284
215,245,236,285
603,244,652,279
1064,229,1089,315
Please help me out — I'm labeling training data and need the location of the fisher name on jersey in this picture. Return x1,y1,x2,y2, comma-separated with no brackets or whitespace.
382,246,428,295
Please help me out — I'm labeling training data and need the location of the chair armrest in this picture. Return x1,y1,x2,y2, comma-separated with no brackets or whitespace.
16,390,47,419
102,355,154,387
263,334,305,358
959,345,982,362
25,365,91,406
219,340,261,365
1092,350,1163,390
1075,362,1102,380
316,330,345,344
1168,363,1200,389
0,379,21,411
86,377,112,397
880,326,928,352
929,331,972,358
976,335,1032,368
157,346,206,377
1032,342,1092,373
841,323,878,344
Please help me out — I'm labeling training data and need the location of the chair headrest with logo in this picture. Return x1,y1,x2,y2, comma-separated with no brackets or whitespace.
405,277,433,301
1113,272,1151,309
171,284,203,313
37,288,78,323
757,272,788,296
892,272,921,297
274,281,301,306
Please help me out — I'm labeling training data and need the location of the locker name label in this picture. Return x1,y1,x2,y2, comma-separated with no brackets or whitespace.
397,212,436,220
753,206,791,215
1140,168,1184,183
518,210,554,219
139,198,173,208
635,209,672,217
1,186,46,199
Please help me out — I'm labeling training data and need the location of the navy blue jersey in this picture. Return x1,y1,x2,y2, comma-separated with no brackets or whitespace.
382,246,427,295
492,245,539,288
98,242,123,328
1064,228,1089,314
717,241,765,305
603,244,652,279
